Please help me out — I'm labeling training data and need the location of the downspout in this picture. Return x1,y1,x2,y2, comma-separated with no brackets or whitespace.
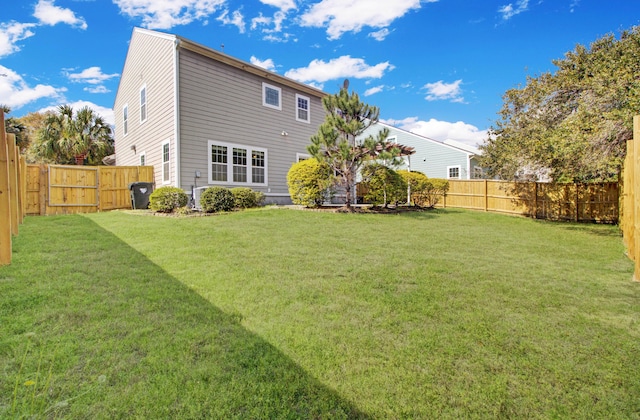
174,37,181,188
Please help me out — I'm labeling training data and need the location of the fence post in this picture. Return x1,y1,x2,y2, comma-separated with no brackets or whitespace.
484,179,488,212
19,156,26,223
0,113,11,265
39,164,47,216
533,182,538,219
575,183,580,223
623,139,634,258
7,133,18,236
634,115,640,282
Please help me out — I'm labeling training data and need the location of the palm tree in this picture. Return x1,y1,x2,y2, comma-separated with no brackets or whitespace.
34,105,114,165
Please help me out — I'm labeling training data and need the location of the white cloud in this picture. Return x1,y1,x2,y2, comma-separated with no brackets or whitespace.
38,100,115,126
217,9,245,33
258,0,296,12
364,85,384,96
368,28,391,41
250,56,276,72
34,0,88,30
300,0,426,40
0,22,36,58
113,0,226,30
84,86,110,94
498,0,529,20
383,117,488,148
423,79,464,102
251,11,287,36
570,0,580,13
285,56,394,87
0,65,65,110
66,67,119,84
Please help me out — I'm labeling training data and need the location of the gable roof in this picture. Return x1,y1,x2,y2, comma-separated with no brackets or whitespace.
372,120,478,157
132,27,327,100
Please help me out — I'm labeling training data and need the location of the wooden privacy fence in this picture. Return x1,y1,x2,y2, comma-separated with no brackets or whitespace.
26,164,154,215
1,112,27,265
440,180,619,223
621,115,640,281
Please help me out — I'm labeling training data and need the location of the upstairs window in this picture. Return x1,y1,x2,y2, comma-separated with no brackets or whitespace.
262,83,281,110
123,104,128,135
140,85,147,123
296,94,310,123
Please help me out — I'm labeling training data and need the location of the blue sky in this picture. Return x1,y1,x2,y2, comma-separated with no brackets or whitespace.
1,0,638,148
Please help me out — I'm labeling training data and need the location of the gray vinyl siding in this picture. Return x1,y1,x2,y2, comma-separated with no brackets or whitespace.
177,48,324,196
113,28,176,187
359,123,475,179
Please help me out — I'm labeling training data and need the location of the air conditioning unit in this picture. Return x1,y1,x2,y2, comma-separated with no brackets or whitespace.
191,186,210,210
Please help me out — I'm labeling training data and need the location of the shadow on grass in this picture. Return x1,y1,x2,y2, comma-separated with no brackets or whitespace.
530,218,623,238
0,215,369,419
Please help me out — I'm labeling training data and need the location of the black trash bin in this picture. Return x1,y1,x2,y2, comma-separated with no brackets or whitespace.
128,182,154,209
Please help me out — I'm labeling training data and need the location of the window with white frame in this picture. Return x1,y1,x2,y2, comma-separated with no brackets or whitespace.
473,166,483,179
123,104,128,135
139,152,146,166
296,94,310,123
447,165,461,179
211,144,227,181
208,141,267,185
296,153,311,162
262,83,281,110
140,85,147,123
252,150,265,183
162,140,170,184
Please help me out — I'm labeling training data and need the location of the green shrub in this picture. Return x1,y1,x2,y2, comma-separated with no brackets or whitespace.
200,186,235,213
231,187,265,209
149,186,188,213
398,170,428,195
397,171,449,208
419,178,450,208
287,159,334,207
362,163,407,207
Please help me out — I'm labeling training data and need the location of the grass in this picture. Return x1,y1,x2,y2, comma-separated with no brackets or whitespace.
1,207,639,418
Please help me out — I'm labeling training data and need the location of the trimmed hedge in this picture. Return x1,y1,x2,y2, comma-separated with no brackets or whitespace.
231,187,265,209
200,186,235,213
287,158,334,207
149,186,188,213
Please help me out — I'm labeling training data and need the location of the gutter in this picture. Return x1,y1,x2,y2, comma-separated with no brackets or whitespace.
174,37,181,188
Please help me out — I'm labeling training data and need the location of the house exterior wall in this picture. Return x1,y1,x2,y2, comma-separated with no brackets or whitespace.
359,122,479,180
177,48,325,201
114,28,327,204
113,28,177,187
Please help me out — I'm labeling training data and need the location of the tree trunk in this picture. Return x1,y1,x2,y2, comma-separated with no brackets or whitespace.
343,168,355,210
74,154,86,165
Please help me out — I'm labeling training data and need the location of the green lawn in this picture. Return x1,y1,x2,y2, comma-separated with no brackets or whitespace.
1,208,639,418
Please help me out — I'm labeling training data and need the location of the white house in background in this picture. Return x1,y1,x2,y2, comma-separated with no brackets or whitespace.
358,121,484,180
113,27,327,204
